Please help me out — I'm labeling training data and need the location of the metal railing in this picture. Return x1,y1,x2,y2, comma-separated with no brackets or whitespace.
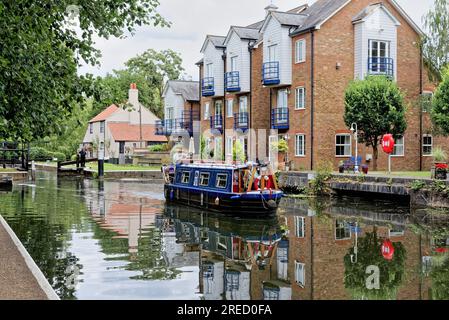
368,57,394,78
202,77,215,96
210,114,223,133
271,108,289,130
225,71,240,92
262,61,280,85
234,112,249,132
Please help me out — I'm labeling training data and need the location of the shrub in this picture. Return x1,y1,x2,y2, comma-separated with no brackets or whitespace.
433,147,447,162
149,143,168,152
410,180,427,191
309,161,333,195
29,147,52,161
52,152,66,161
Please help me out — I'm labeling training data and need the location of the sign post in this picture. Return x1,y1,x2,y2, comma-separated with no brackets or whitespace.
382,134,395,175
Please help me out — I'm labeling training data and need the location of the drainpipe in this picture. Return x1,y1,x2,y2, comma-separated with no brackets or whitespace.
248,41,254,161
269,88,273,160
222,50,227,160
310,30,315,171
419,45,424,171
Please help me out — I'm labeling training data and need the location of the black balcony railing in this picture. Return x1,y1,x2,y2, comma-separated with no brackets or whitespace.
262,61,280,85
180,110,200,136
271,108,289,130
234,112,248,132
368,57,394,78
202,77,215,96
225,71,240,92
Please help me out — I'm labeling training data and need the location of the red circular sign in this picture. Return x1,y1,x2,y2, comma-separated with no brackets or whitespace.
381,239,395,260
382,134,395,154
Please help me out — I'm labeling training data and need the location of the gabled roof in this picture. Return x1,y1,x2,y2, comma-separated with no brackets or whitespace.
290,0,423,36
223,26,260,46
246,20,264,29
200,35,226,53
261,11,308,32
163,80,199,102
352,3,400,26
89,104,119,123
107,123,167,142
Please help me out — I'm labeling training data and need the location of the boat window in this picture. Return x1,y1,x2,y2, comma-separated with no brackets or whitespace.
181,171,191,184
199,173,210,186
216,173,228,188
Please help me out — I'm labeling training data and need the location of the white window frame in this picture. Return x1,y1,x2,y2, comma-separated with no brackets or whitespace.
239,96,248,113
392,135,405,157
295,134,305,157
225,137,233,157
294,216,305,238
294,261,305,287
181,171,190,184
100,121,105,134
199,173,210,187
295,39,306,64
216,173,228,189
206,63,214,78
277,89,288,109
204,103,210,120
268,44,278,62
230,56,238,72
423,134,433,157
89,123,93,134
295,87,305,110
335,220,352,240
335,134,352,157
226,99,234,118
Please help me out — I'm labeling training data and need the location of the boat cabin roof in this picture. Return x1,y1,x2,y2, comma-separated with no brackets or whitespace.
175,162,249,171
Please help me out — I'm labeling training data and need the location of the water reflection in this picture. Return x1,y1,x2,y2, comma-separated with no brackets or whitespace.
0,172,448,300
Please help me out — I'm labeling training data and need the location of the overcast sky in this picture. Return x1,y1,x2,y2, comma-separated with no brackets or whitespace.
79,0,434,79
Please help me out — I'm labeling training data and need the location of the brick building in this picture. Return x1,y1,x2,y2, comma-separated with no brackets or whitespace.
192,0,442,171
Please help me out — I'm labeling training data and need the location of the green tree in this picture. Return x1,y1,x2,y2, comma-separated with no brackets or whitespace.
422,0,449,80
344,231,407,300
431,68,449,135
93,70,161,118
233,140,246,163
0,0,168,141
125,49,185,115
344,76,407,171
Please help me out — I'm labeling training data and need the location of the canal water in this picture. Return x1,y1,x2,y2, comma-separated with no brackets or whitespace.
0,171,448,300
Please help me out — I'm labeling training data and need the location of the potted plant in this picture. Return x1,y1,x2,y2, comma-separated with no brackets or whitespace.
433,147,447,180
270,139,289,171
338,160,345,173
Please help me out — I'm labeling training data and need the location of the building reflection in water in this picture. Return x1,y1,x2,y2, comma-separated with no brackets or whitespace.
85,184,449,300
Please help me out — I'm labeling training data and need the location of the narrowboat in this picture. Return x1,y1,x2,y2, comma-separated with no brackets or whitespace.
162,162,283,214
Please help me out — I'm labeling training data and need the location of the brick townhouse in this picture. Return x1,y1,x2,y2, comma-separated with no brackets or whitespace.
193,0,443,171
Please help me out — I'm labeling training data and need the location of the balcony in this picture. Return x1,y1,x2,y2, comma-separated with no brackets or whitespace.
210,115,223,133
180,110,200,136
271,108,289,130
234,112,249,132
155,119,182,136
202,77,215,97
225,71,240,92
368,57,394,78
262,61,280,86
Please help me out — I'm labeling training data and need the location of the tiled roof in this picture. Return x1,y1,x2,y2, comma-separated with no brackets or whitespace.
271,11,308,27
166,80,199,101
291,0,350,34
233,26,260,40
246,20,264,29
208,35,226,48
89,104,119,123
108,123,167,142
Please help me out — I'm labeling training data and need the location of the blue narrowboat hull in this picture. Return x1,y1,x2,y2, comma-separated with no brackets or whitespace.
164,184,283,214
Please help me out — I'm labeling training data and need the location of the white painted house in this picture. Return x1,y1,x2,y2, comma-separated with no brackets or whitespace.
83,83,166,163
353,3,400,80
201,35,226,98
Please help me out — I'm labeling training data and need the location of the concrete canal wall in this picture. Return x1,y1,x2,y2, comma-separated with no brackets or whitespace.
0,171,28,182
0,215,59,300
279,172,449,209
